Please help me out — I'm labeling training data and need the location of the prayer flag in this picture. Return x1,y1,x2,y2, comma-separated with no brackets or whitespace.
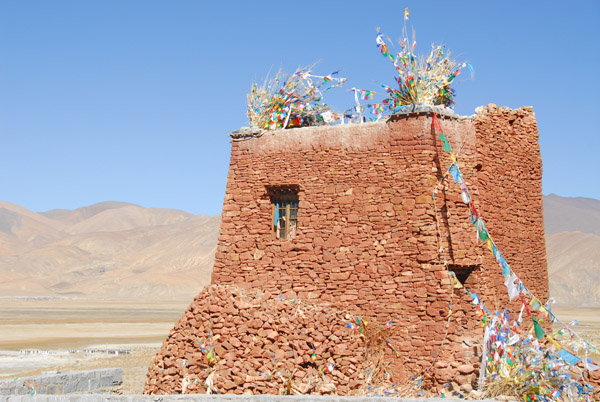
450,163,462,183
533,318,545,340
449,271,463,289
558,349,580,366
431,113,442,131
584,359,600,371
476,219,489,242
546,334,561,351
505,272,521,301
461,190,470,204
530,298,542,311
502,261,511,278
439,133,453,152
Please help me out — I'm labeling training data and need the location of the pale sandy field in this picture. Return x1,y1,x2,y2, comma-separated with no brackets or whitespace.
550,305,600,355
0,300,598,394
0,299,189,393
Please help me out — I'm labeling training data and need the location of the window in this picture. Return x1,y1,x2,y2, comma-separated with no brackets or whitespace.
266,185,299,240
273,197,298,240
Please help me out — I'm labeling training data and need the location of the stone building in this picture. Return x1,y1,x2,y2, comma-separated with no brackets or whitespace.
148,104,548,392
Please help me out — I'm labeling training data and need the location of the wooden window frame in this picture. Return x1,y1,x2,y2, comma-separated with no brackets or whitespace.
265,185,300,241
271,195,298,240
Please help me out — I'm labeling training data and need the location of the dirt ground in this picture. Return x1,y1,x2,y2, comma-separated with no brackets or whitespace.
0,299,188,394
0,299,189,350
0,300,598,394
551,305,600,358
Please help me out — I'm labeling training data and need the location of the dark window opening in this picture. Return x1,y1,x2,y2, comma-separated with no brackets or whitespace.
266,185,299,241
273,197,298,240
450,265,478,287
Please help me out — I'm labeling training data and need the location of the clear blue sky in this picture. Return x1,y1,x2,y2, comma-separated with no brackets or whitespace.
1,1,598,215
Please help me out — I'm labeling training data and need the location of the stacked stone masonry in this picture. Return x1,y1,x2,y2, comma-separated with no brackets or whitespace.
146,285,404,395
146,105,549,394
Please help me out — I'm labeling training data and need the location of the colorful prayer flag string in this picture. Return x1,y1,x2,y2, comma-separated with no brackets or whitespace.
431,113,599,401
247,66,347,130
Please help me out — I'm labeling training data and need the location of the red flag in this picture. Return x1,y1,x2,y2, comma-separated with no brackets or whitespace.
520,295,532,318
431,113,442,131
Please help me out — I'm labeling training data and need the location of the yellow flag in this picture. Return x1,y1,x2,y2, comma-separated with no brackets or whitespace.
547,334,561,351
529,297,542,311
450,271,463,288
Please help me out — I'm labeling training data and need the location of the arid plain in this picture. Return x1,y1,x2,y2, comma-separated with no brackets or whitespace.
0,300,189,393
1,302,598,394
0,195,598,393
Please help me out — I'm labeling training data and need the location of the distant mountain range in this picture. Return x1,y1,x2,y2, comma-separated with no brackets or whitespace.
543,194,600,306
0,195,597,305
0,201,219,300
543,194,600,236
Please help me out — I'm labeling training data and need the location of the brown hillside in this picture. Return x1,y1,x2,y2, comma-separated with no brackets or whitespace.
0,202,66,250
41,201,136,226
543,194,600,236
547,231,600,306
542,195,600,306
0,202,219,300
1,194,598,305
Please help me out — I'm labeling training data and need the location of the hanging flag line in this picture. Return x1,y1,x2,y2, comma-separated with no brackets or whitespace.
430,170,599,400
431,187,597,400
299,70,347,94
430,112,599,368
348,87,376,101
341,89,387,122
450,275,598,400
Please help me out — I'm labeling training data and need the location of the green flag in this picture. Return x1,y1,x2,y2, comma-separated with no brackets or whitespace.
438,132,452,152
533,318,545,340
475,219,489,242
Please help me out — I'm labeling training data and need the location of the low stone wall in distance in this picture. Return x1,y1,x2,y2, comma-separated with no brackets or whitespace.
0,369,122,396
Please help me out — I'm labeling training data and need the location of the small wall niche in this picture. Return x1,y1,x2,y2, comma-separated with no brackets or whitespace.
450,265,479,287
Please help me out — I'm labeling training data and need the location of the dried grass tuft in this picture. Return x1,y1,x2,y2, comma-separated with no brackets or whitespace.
247,67,346,130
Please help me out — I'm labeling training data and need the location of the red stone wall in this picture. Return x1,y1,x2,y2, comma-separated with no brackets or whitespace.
210,105,547,384
148,105,548,393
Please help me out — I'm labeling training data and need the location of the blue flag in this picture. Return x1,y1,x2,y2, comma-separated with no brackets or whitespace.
450,163,462,183
558,349,581,366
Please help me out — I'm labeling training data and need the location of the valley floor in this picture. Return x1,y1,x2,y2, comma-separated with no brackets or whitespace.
0,299,188,394
0,300,597,394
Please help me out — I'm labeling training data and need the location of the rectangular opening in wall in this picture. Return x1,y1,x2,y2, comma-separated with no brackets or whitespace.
265,185,299,241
